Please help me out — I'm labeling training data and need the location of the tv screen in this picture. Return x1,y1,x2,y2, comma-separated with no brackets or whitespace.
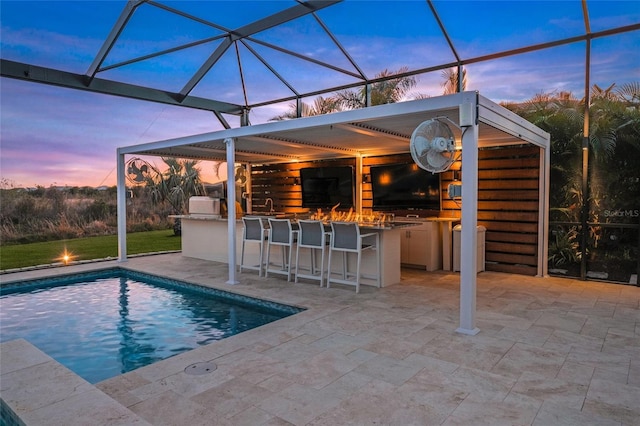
371,162,440,211
300,166,354,209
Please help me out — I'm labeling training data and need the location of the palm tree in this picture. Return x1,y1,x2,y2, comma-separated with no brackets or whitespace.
144,157,205,235
506,84,640,278
616,82,640,104
270,67,419,120
336,67,418,109
504,90,585,223
588,83,640,162
270,95,342,121
441,67,467,95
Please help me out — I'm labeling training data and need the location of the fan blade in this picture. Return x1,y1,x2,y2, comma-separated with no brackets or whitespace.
413,135,430,153
427,150,449,169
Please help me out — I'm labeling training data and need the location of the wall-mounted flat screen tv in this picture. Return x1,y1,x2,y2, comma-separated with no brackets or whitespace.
371,162,440,211
300,166,354,209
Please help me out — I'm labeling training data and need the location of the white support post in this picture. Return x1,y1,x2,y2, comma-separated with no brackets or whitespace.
456,111,480,336
355,154,363,215
225,138,239,284
537,143,551,277
116,150,128,262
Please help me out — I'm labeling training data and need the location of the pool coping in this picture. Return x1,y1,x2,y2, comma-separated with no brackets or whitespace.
0,339,151,425
0,266,305,315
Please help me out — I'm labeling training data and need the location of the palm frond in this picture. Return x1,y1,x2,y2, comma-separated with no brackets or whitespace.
616,82,640,104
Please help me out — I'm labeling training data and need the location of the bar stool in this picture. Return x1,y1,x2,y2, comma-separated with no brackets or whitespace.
327,222,380,293
265,218,297,281
240,217,269,276
294,220,331,286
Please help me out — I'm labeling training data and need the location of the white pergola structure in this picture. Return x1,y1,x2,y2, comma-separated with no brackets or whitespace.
117,92,550,335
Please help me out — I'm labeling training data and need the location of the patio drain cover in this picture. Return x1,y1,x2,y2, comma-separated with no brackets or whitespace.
184,362,217,375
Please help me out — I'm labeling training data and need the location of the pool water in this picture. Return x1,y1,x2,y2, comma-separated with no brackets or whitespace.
0,268,302,384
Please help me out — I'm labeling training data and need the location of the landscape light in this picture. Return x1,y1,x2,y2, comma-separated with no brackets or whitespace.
56,249,77,266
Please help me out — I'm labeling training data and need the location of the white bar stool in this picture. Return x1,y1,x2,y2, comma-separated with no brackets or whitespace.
294,220,331,286
327,221,380,293
239,217,269,276
265,218,297,281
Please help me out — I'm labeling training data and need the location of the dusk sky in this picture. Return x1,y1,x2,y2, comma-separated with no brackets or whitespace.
1,0,638,188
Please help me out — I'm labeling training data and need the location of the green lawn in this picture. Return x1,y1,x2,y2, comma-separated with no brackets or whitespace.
0,230,181,271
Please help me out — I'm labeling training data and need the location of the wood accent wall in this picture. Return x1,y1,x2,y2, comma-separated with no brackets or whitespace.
249,144,541,276
361,153,440,217
250,158,355,214
441,145,541,276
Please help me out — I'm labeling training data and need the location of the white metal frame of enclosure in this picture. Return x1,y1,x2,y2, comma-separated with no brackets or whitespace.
3,1,637,129
117,92,551,335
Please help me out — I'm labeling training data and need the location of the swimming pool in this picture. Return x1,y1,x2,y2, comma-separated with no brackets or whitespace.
0,268,303,384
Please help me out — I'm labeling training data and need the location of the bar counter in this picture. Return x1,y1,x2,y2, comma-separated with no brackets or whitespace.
173,214,421,287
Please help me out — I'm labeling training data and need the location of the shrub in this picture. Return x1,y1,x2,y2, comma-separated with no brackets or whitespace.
82,220,111,236
83,200,114,221
0,185,176,245
549,227,581,267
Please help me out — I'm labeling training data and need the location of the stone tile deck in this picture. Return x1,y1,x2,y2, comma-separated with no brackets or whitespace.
1,253,638,425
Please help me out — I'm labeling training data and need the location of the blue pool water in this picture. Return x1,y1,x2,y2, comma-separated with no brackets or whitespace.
0,268,302,384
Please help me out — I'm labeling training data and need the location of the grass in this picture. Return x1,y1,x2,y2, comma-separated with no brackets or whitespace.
0,230,181,271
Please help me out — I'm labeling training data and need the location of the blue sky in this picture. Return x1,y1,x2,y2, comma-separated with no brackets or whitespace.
1,0,638,187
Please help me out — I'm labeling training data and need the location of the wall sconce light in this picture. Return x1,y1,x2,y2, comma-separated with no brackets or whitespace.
293,177,301,185
453,170,461,181
362,174,371,184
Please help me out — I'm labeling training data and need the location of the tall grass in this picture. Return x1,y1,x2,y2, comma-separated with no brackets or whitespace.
0,186,174,245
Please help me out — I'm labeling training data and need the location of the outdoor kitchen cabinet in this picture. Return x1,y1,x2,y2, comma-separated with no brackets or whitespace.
399,220,442,271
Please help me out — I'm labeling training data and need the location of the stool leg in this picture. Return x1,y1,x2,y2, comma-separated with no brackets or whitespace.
287,245,293,282
376,237,381,287
258,240,264,277
319,246,325,287
265,241,272,278
294,243,301,283
327,247,333,289
240,239,246,273
355,251,362,294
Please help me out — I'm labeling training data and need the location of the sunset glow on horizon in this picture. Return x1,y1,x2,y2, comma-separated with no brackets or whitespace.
1,0,638,188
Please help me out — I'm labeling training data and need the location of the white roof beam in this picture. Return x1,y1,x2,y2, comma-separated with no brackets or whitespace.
334,123,409,143
246,135,359,156
478,96,550,148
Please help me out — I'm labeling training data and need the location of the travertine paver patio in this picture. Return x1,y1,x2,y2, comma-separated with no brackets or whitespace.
1,253,638,425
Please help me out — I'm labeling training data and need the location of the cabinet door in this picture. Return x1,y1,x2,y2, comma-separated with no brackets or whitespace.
407,229,430,266
400,229,429,267
399,222,442,270
400,230,411,264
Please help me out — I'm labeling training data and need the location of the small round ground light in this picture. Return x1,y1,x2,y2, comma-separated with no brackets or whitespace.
184,362,217,375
